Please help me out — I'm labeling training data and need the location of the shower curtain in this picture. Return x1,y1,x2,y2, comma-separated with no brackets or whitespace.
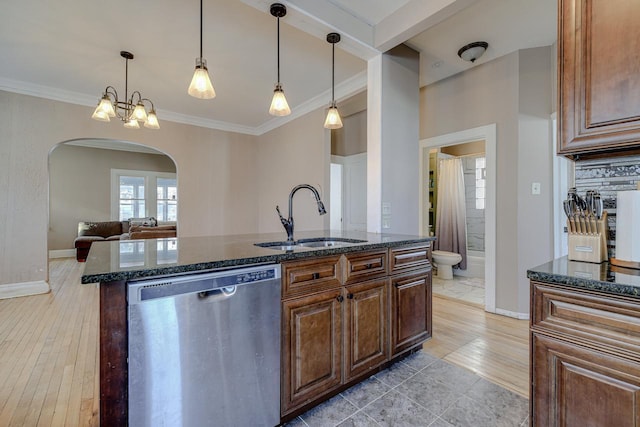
435,158,467,269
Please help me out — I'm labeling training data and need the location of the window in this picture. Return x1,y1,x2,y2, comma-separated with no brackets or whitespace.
111,169,177,221
475,157,486,210
157,178,178,221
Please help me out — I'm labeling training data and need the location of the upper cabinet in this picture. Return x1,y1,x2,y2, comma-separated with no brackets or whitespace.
558,0,640,158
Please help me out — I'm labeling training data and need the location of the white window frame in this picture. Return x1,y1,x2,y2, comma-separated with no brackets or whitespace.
110,169,177,222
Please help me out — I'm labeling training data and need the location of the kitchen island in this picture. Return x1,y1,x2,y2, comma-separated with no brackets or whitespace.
527,257,640,426
83,231,435,426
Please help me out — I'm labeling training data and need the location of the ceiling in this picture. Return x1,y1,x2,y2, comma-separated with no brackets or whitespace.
0,0,556,136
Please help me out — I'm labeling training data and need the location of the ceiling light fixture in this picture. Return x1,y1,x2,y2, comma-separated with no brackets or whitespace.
269,3,291,116
91,51,160,130
324,32,343,129
188,0,216,99
457,41,488,63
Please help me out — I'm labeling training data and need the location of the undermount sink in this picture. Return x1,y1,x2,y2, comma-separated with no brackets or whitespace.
255,237,367,251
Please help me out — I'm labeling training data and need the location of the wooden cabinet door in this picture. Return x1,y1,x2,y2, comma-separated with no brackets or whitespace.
281,288,343,415
559,0,640,157
532,332,640,427
391,270,432,356
344,279,389,380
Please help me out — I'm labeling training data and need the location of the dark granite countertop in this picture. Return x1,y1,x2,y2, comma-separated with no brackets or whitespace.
81,230,436,284
527,256,640,298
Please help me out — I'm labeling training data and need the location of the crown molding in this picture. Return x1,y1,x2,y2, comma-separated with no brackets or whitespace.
0,72,367,137
254,70,367,135
0,77,261,136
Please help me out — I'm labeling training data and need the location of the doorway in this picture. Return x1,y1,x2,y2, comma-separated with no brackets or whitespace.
48,139,177,260
419,124,497,313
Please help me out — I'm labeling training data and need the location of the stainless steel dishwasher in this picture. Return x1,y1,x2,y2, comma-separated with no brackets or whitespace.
127,264,281,427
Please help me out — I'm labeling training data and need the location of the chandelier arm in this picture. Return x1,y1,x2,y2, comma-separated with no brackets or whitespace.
104,86,118,101
130,91,143,105
140,98,155,110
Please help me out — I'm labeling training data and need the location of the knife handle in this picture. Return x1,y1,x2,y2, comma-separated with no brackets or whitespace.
569,217,576,234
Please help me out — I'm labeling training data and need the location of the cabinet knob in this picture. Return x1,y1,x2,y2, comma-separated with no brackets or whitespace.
337,295,344,302
347,293,354,299
312,272,320,280
394,283,400,288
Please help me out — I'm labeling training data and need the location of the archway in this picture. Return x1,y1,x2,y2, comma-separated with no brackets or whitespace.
48,138,178,262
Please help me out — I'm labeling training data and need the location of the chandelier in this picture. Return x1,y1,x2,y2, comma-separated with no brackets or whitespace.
91,51,160,129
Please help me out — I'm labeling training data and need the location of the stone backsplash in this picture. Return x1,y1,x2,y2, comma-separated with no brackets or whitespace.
574,154,640,256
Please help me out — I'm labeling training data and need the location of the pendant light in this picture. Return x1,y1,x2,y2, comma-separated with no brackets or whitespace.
188,0,216,99
269,3,291,116
324,32,343,129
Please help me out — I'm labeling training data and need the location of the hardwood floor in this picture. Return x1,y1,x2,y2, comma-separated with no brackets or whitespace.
0,259,529,426
423,296,530,398
0,258,99,427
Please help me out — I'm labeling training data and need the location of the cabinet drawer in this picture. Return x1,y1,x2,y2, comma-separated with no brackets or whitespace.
532,282,640,357
389,244,430,274
343,250,388,284
282,256,342,299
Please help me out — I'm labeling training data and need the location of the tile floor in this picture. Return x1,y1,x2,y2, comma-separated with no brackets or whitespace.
285,351,529,427
432,275,485,307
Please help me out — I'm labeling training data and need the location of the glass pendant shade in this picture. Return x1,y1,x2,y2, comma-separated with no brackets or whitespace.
132,102,148,122
188,58,216,99
144,110,160,129
91,108,111,122
269,84,291,116
124,117,140,129
93,95,116,119
324,104,343,129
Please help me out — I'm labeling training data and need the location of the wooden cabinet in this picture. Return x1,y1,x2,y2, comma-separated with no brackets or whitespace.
281,245,431,418
344,278,389,381
391,270,432,356
281,287,343,414
530,281,640,426
558,0,640,158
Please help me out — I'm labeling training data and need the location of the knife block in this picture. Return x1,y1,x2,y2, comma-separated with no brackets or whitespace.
568,212,608,263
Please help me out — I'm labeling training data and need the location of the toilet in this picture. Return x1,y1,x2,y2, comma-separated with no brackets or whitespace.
432,250,463,280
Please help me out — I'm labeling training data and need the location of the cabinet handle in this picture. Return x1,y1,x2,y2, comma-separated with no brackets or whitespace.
337,295,344,302
347,293,354,299
312,272,320,280
394,283,400,288
365,263,373,269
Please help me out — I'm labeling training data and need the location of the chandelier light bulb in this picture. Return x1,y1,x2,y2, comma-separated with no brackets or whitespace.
188,58,216,99
91,109,111,122
132,102,148,122
144,109,160,129
124,117,140,129
269,84,291,116
94,95,116,118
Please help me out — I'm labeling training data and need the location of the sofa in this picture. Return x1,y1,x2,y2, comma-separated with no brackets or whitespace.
74,221,128,262
74,218,177,261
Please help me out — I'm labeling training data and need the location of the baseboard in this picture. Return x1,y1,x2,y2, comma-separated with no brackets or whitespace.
48,249,75,259
0,280,50,300
494,308,530,320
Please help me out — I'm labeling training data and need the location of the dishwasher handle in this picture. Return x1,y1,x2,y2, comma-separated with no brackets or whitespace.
198,286,237,301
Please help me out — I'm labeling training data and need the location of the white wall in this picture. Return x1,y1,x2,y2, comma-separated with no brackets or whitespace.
256,109,331,236
516,47,554,313
381,45,420,235
0,90,259,290
420,47,554,315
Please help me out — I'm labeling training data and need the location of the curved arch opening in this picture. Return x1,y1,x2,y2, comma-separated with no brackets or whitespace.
48,138,178,262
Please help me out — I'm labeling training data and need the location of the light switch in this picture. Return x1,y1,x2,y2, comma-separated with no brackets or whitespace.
531,182,541,195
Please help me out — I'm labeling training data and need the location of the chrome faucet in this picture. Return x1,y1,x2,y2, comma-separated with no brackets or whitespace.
277,184,327,242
